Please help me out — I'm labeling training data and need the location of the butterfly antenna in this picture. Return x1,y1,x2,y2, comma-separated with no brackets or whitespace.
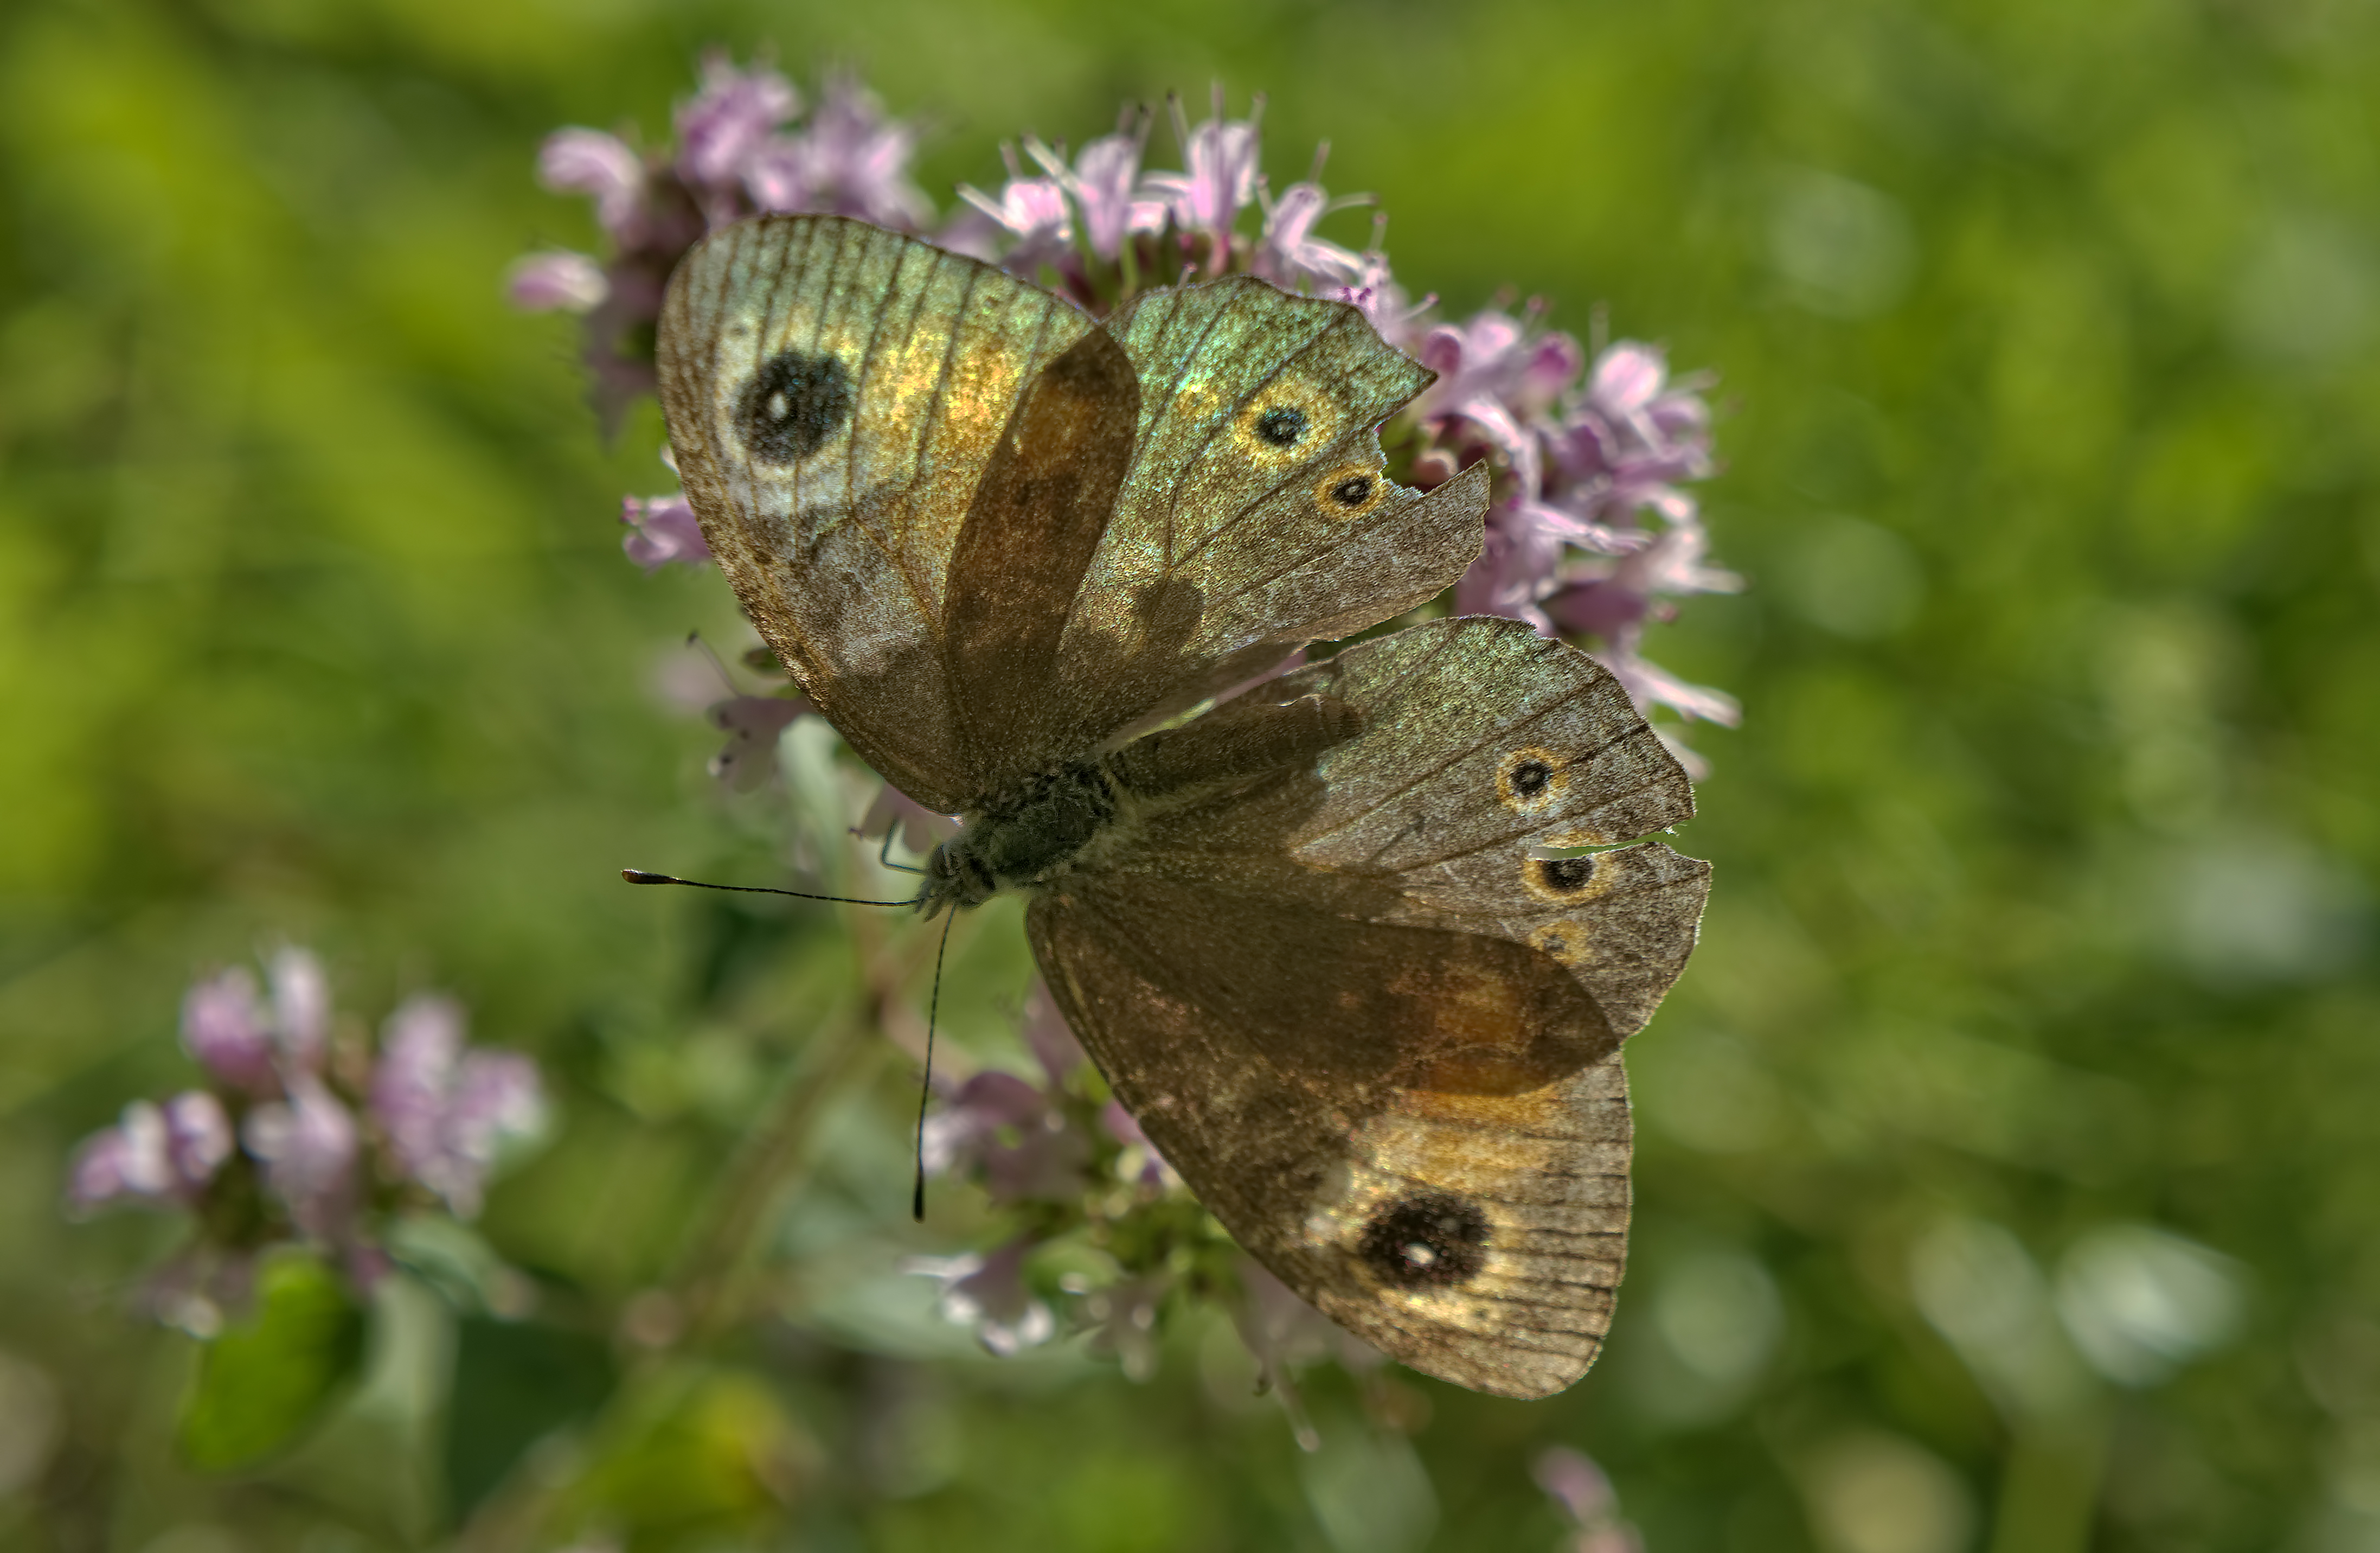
619,870,922,909
911,909,959,1222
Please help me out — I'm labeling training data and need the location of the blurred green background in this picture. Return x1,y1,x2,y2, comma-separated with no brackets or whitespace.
4,0,2378,1550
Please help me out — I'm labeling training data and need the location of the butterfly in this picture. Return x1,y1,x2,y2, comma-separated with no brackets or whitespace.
655,214,1710,1399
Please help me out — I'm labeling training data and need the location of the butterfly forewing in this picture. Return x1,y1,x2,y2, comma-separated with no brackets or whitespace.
1044,281,1491,737
659,215,1099,810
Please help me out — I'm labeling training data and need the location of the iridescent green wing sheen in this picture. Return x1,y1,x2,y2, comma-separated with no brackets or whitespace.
1016,280,1490,769
1275,616,1710,1037
1028,618,1708,1398
658,214,1100,811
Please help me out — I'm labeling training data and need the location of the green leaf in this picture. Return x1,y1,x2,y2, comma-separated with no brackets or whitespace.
442,1315,614,1522
177,1251,367,1472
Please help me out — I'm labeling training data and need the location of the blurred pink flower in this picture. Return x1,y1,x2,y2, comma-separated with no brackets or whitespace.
242,1073,358,1239
620,490,711,572
370,994,546,1219
268,945,330,1073
1148,93,1263,250
921,1069,1089,1204
908,1237,1056,1356
1535,1445,1646,1553
675,53,799,210
756,72,932,228
66,1093,232,1215
539,128,650,245
182,966,275,1094
507,251,608,314
1081,1273,1169,1382
707,693,810,789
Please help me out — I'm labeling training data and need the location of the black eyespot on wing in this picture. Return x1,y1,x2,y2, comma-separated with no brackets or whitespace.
1255,405,1308,447
1535,855,1596,894
1357,1191,1490,1289
1509,759,1554,797
737,350,855,463
1330,475,1374,507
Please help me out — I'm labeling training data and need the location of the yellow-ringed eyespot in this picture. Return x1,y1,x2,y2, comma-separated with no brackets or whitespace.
1522,853,1602,903
1230,373,1341,466
1313,462,1388,519
1496,745,1570,812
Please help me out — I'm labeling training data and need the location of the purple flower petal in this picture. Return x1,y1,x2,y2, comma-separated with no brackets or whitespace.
1068,131,1165,259
907,1236,1056,1356
268,945,329,1073
163,1090,232,1190
506,251,608,314
856,781,959,859
764,73,932,231
920,1068,1090,1204
182,966,275,1094
706,692,809,789
65,1102,171,1215
242,1074,358,1239
538,129,649,245
370,995,546,1219
675,54,799,200
620,491,711,571
1149,97,1262,243
1254,181,1364,291
959,167,1074,274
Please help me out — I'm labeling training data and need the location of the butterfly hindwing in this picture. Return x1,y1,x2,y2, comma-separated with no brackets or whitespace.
1275,617,1709,1037
1026,618,1704,1397
1029,874,1624,1400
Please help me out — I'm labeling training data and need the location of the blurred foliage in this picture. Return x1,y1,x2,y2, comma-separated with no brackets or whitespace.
3,0,2378,1551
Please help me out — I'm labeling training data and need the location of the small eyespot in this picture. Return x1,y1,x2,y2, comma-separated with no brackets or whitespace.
1357,1191,1490,1289
1530,855,1596,896
1255,406,1307,446
1310,462,1388,520
1496,746,1569,811
1232,376,1339,465
1528,920,1592,966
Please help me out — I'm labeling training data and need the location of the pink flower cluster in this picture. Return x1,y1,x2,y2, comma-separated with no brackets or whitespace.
903,981,1288,1383
1535,1446,1648,1553
511,56,932,431
67,947,546,1280
516,56,1735,780
1415,314,1741,759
